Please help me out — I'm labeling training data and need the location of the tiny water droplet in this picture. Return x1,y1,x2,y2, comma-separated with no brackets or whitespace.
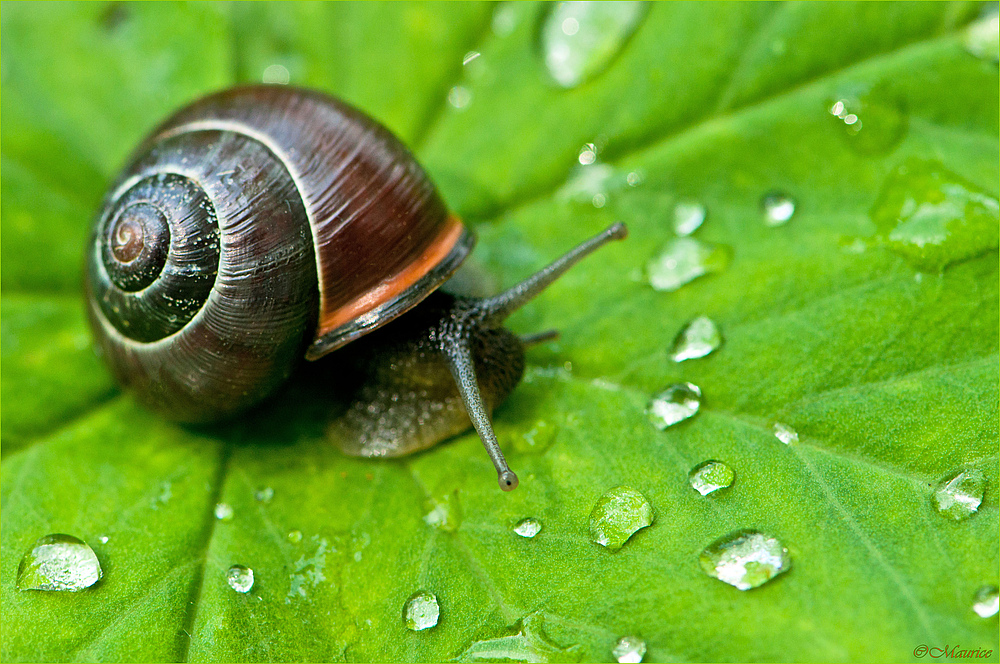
287,530,303,543
254,487,274,503
827,84,908,155
761,192,796,226
646,238,732,292
513,518,542,538
423,493,462,533
592,193,606,208
589,486,654,551
578,142,598,165
215,503,234,521
227,564,254,593
932,467,986,521
262,64,290,85
463,50,481,66
448,85,472,110
647,382,701,429
17,534,103,591
972,585,1000,618
870,159,999,272
613,635,647,663
773,422,798,445
403,591,440,631
99,536,110,544
626,170,644,187
541,1,648,88
670,316,722,361
964,6,999,63
689,460,735,496
673,201,706,236
700,530,791,590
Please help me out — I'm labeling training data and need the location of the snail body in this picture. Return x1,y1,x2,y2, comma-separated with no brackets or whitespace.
85,85,626,490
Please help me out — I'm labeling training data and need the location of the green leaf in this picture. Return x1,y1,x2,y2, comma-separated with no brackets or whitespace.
2,2,997,662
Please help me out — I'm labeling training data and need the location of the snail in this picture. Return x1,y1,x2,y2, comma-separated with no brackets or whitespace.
85,85,626,491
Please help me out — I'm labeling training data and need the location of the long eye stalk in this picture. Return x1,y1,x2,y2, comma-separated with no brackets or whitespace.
442,222,628,491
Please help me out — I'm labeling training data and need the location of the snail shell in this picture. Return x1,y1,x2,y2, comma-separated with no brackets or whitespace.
86,86,472,423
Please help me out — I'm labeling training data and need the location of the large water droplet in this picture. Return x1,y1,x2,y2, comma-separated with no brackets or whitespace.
403,591,440,631
589,486,654,551
689,460,735,496
870,159,999,272
457,611,582,662
514,518,543,538
761,192,796,226
17,534,103,591
646,382,701,429
773,422,798,445
646,238,732,292
670,316,721,362
227,564,254,593
673,201,706,236
541,1,648,88
215,503,234,521
964,6,999,63
972,585,999,618
613,635,647,663
423,493,462,533
932,467,986,521
699,530,791,590
827,84,908,155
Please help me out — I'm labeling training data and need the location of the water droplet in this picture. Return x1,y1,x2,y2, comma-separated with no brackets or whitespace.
541,1,648,88
613,635,647,663
215,503,234,521
513,518,542,538
463,50,481,66
827,84,908,155
646,238,732,292
773,422,798,445
254,487,274,503
448,85,472,110
17,534,103,591
932,467,986,521
592,193,606,208
99,535,110,544
262,64,290,85
646,383,701,430
227,564,254,593
589,486,654,551
578,142,598,165
673,201,706,236
699,530,791,590
403,591,440,631
626,170,644,187
870,159,999,272
761,192,796,226
423,492,462,533
964,6,999,63
670,316,722,362
457,611,582,662
972,585,1000,618
688,460,735,496
287,530,303,543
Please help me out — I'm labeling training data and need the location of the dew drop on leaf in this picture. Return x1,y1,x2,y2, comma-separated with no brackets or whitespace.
403,591,440,631
646,238,731,292
827,83,908,155
541,1,648,88
688,460,735,496
589,486,654,551
647,382,701,429
254,487,274,503
17,534,103,592
287,530,303,544
670,316,721,362
227,564,254,594
448,85,472,109
513,517,542,538
673,201,706,236
870,159,999,272
972,585,999,618
773,422,798,445
457,611,582,662
214,503,234,521
699,530,791,590
761,192,796,226
612,635,647,663
931,467,986,521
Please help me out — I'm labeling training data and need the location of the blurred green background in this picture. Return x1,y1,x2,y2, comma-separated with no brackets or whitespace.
2,2,998,662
